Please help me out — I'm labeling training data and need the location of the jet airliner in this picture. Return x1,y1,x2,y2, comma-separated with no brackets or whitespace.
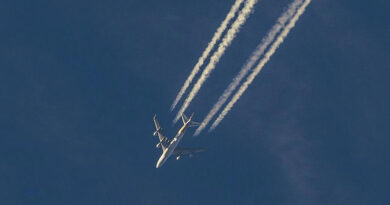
153,113,205,168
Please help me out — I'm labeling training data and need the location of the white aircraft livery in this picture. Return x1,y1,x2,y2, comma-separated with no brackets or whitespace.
154,113,205,168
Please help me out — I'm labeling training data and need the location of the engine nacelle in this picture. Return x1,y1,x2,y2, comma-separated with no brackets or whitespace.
176,155,181,160
156,142,161,148
153,127,162,136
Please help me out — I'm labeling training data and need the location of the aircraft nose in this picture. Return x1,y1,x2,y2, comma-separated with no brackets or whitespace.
156,158,163,168
156,152,166,168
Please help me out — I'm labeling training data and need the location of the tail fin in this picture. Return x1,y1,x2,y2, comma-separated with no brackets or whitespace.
181,112,199,127
181,113,189,124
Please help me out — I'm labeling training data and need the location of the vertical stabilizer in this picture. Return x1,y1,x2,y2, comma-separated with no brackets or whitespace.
181,113,188,124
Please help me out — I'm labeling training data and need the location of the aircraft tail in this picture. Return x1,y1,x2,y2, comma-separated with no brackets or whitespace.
181,113,200,127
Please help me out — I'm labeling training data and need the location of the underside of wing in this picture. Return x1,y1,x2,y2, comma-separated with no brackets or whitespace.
153,115,169,151
173,147,205,156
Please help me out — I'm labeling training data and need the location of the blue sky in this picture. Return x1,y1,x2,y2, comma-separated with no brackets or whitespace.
0,0,389,204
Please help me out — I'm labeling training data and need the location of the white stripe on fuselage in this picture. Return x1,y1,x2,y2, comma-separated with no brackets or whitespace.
156,122,189,168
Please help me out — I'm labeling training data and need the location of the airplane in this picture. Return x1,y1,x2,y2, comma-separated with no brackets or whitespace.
153,113,205,168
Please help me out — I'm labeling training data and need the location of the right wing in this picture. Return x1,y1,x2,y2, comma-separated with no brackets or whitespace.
153,115,169,150
173,147,205,157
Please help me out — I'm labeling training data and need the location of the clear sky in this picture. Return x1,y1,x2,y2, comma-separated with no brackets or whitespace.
1,0,389,204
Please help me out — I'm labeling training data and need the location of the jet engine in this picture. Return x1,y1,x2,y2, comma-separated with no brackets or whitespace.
156,142,161,148
176,155,181,160
153,127,162,136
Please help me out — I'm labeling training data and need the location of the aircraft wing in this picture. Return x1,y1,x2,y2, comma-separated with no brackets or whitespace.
173,147,205,157
153,115,169,150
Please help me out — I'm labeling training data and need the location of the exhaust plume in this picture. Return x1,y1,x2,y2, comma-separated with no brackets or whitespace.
170,0,245,111
174,0,259,123
210,0,312,131
194,0,304,136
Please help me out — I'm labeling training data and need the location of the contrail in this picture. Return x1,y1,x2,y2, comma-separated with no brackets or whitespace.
174,0,259,123
170,0,245,111
210,0,311,131
194,0,304,136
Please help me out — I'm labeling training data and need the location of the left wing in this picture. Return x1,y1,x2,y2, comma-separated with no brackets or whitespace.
153,115,169,151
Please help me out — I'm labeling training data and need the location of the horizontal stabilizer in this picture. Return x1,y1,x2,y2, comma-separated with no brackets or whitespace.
188,121,200,127
181,112,196,126
181,113,188,124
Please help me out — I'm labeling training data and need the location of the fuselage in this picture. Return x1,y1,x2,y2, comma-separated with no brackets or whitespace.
156,121,189,168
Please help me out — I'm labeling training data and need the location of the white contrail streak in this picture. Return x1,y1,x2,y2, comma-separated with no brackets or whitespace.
174,0,259,123
210,0,311,131
170,0,245,111
194,0,304,136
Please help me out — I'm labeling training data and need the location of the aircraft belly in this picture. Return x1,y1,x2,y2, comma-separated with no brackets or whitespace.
155,121,192,168
156,153,167,168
